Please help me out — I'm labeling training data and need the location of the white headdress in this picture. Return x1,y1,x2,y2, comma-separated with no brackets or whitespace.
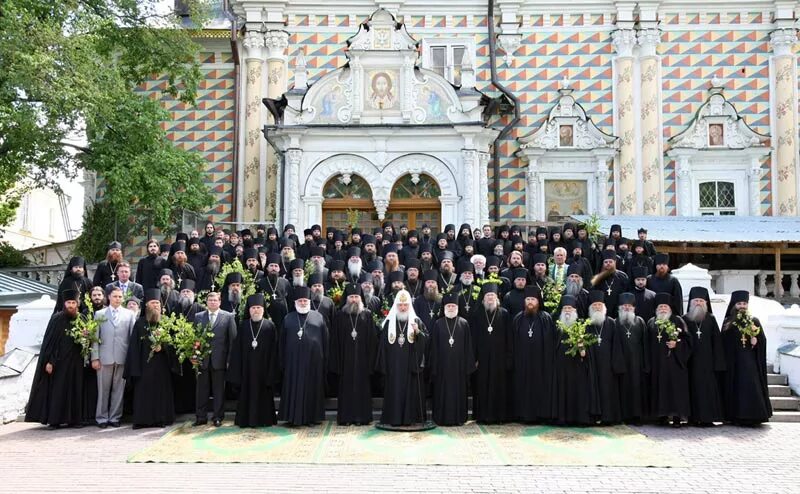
386,289,419,344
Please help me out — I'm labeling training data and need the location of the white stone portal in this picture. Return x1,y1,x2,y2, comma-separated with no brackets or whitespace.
266,8,498,229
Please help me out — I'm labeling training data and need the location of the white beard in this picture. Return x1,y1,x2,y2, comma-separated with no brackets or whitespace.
618,310,636,326
483,300,498,312
686,305,707,323
559,311,578,327
589,306,607,327
292,275,305,287
362,287,374,299
396,311,409,322
656,310,672,321
348,260,362,277
251,315,263,322
295,305,310,315
460,273,473,286
444,307,458,319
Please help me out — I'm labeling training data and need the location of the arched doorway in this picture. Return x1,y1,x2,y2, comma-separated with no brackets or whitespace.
321,174,381,232
386,174,441,233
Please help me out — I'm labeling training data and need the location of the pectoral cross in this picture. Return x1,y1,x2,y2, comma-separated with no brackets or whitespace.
626,329,631,338
464,302,470,311
657,334,662,343
177,276,182,285
696,328,702,339
606,287,612,296
111,273,116,281
211,282,216,291
598,336,603,345
528,328,533,338
429,310,435,318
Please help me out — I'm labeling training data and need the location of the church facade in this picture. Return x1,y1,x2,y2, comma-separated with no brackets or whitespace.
134,0,800,234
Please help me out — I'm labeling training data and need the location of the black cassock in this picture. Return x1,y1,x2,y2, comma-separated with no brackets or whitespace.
429,316,475,426
172,303,205,414
647,275,684,316
588,318,627,424
646,316,692,419
329,310,378,425
376,318,428,426
685,315,726,423
502,288,526,319
511,311,557,423
228,318,280,427
551,330,601,426
470,307,512,424
279,311,328,425
719,317,772,424
617,317,650,422
124,319,179,427
26,312,84,426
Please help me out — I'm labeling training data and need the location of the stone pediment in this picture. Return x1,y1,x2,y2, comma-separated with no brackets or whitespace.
518,80,618,152
282,8,484,126
669,81,769,150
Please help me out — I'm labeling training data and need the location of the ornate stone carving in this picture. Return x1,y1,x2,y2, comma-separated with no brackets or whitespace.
265,30,289,62
285,149,303,224
612,29,636,57
243,29,265,62
770,28,798,57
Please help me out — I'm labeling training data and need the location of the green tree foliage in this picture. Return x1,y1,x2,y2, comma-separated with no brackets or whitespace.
0,0,215,230
0,241,29,268
72,201,130,262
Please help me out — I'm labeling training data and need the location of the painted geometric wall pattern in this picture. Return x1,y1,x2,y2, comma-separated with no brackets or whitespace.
137,52,236,223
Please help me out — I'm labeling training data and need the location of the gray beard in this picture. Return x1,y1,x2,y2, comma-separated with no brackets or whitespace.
589,307,607,327
362,287,374,299
251,315,263,322
292,275,305,287
396,311,409,322
228,290,242,305
160,284,172,295
348,261,362,277
559,311,578,327
565,280,582,296
686,305,707,323
343,301,364,314
459,274,473,286
618,310,636,326
483,300,497,312
656,311,672,321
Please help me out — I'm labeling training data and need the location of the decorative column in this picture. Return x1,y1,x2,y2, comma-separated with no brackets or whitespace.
265,30,289,221
770,27,799,215
242,29,266,223
594,152,613,215
672,151,693,217
748,153,763,216
461,149,478,227
612,28,638,214
285,148,302,226
478,152,491,226
638,27,663,215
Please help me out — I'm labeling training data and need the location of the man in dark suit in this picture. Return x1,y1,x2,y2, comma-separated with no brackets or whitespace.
104,261,144,301
192,291,237,427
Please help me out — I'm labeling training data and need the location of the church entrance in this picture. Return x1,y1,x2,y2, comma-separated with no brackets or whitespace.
385,174,441,233
321,174,380,232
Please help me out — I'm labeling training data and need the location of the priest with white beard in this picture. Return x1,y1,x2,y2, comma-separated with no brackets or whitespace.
684,287,726,426
279,286,328,426
616,292,650,424
375,290,428,427
346,247,367,284
586,291,626,424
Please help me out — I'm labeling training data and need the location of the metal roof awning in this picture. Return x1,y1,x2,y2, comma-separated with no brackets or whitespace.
0,272,57,309
569,215,800,244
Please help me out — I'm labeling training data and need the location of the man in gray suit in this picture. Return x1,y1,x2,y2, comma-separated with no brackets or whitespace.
104,262,144,301
193,291,237,427
91,286,137,428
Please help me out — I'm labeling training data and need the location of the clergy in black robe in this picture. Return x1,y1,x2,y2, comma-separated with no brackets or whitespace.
259,253,291,329
26,290,84,428
308,273,336,329
136,240,166,289
562,265,590,319
452,260,480,319
586,290,627,424
124,289,179,429
719,291,772,425
469,284,512,424
279,287,328,426
54,257,93,313
197,246,224,292
630,267,656,323
187,238,207,278
647,293,692,427
511,286,556,423
171,279,205,414
329,285,378,425
93,241,124,288
429,293,475,426
221,271,244,321
168,241,197,285
647,254,684,316
684,287,726,425
551,295,601,425
502,268,529,319
590,251,629,318
413,273,442,333
157,269,180,315
228,293,280,427
376,289,428,426
616,293,650,424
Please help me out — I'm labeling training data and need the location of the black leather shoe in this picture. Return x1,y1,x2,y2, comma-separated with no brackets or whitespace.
193,419,208,427
108,422,121,428
97,422,108,429
213,419,222,427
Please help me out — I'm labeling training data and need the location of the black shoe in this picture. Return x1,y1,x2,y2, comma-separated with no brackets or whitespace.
97,422,108,429
193,419,208,427
132,424,143,430
109,422,121,428
46,424,60,430
213,419,222,427
70,423,84,429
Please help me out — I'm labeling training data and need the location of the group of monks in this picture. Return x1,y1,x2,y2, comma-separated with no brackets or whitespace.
25,221,772,430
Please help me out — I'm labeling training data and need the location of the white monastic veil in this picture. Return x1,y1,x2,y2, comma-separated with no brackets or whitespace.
386,289,420,344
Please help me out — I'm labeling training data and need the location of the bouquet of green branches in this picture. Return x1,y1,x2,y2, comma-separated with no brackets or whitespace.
67,292,105,364
215,259,257,318
733,310,760,348
557,318,597,358
170,314,214,376
542,279,565,312
144,321,173,362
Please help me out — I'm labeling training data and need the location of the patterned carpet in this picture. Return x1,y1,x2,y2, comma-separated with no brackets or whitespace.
128,421,685,466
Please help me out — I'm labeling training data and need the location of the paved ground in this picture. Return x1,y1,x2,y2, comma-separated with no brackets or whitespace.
2,417,799,493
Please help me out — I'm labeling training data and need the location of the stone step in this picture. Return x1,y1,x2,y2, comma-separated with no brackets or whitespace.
767,363,775,373
770,411,800,423
770,396,800,411
769,385,792,397
768,374,789,385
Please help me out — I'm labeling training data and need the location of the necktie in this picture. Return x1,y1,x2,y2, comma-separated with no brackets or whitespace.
210,312,216,327
112,309,118,325
121,283,127,293
557,265,562,280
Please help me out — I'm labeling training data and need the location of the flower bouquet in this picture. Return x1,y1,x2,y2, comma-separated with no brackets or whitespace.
67,293,104,364
542,279,565,312
655,318,680,355
557,318,597,358
733,310,760,348
170,314,214,375
145,322,173,362
372,297,391,330
327,283,346,305
214,259,257,318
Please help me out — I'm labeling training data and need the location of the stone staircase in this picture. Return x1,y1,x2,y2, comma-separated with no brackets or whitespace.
768,364,800,423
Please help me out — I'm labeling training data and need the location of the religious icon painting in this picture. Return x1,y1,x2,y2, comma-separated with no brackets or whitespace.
366,70,398,110
559,124,574,147
708,123,724,147
545,180,587,221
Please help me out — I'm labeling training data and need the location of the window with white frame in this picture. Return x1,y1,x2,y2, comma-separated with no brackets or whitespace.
698,181,736,216
19,193,31,231
421,39,474,86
